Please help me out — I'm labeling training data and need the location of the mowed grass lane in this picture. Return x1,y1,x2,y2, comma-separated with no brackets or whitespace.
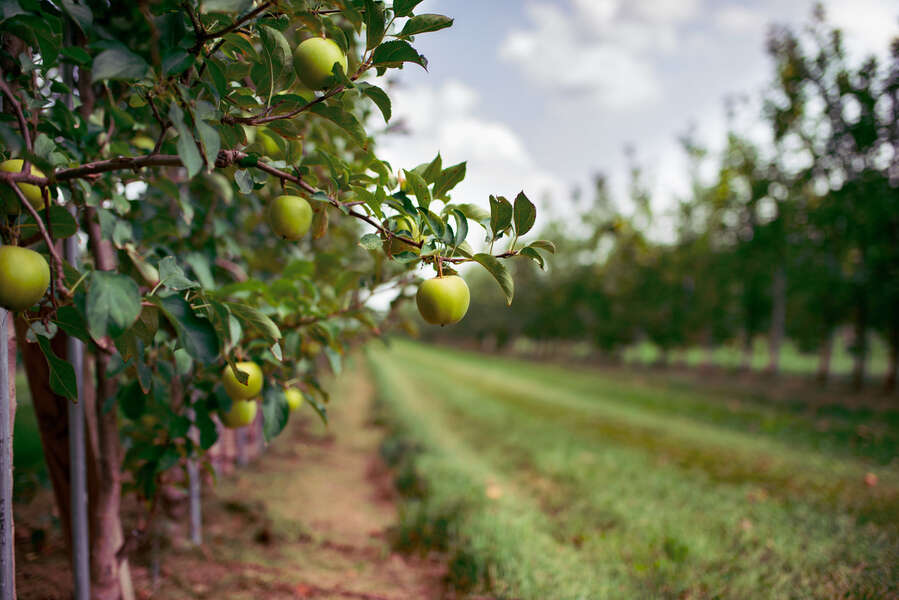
367,340,899,599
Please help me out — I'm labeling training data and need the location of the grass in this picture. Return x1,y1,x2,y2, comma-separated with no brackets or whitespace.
367,339,899,599
12,371,47,502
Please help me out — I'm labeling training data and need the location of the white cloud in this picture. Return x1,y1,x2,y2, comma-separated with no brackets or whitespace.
827,0,898,59
714,5,767,34
497,0,703,110
377,79,561,223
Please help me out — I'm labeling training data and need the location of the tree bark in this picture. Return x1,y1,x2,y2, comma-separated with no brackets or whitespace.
816,331,834,385
13,317,73,547
851,295,868,391
884,322,899,394
84,208,133,600
766,266,786,375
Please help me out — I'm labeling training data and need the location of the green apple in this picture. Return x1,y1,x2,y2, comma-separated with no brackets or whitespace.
268,195,312,240
0,159,47,214
222,361,264,401
293,37,348,90
285,388,304,413
382,215,421,257
416,275,470,326
131,135,157,151
256,129,283,159
0,246,50,311
220,399,258,429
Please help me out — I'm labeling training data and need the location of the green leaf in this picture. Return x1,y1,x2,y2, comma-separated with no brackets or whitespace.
87,271,142,340
162,49,194,76
528,240,556,254
19,205,78,239
519,246,545,270
356,82,392,123
35,334,77,400
261,387,290,442
513,191,536,236
472,253,514,305
432,161,466,199
60,46,92,66
364,0,387,50
359,233,382,250
203,0,253,11
53,305,90,342
450,208,468,247
195,120,221,173
153,295,220,365
91,47,149,82
371,40,428,70
489,195,513,238
196,409,218,450
60,0,93,34
422,153,442,183
254,25,294,98
398,14,453,37
417,207,445,238
403,168,431,209
168,102,203,178
308,104,367,148
393,0,424,17
158,256,200,291
225,302,281,343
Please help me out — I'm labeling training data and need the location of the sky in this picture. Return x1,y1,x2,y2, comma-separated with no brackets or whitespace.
375,0,899,238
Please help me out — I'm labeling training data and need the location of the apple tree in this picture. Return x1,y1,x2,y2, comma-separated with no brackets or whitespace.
0,1,552,597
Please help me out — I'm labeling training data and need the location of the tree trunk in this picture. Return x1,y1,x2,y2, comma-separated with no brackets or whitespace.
816,331,834,385
14,317,74,547
884,322,899,394
84,208,133,600
766,266,786,375
851,296,868,391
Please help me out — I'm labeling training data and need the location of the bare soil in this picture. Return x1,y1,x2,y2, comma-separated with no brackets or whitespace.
15,371,448,599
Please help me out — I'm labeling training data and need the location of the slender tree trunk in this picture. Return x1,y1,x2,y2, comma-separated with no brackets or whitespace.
84,208,133,600
885,322,899,394
14,317,74,547
851,296,868,391
766,266,786,375
816,331,834,385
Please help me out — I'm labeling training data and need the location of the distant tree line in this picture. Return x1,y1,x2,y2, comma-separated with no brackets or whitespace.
433,9,899,392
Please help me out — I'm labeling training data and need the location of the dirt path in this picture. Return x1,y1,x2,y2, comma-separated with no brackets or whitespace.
135,369,447,599
15,365,447,599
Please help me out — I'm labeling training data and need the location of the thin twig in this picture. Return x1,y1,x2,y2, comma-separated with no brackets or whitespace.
0,71,32,151
2,180,68,299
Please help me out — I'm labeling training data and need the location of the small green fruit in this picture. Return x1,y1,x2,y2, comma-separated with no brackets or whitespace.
222,361,264,401
382,215,421,257
416,275,470,326
293,37,348,90
220,399,258,429
256,129,283,159
0,159,47,214
0,246,50,311
268,195,312,240
131,135,156,151
285,388,304,413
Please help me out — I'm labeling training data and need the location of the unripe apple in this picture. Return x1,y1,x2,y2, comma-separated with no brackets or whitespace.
0,246,50,311
0,159,47,214
285,388,304,413
131,135,157,151
416,275,470,326
220,399,258,429
256,128,283,159
268,195,312,240
293,37,348,90
222,361,264,401
382,215,421,256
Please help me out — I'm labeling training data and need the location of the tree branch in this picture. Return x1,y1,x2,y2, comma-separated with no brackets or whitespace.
2,181,68,300
0,71,32,151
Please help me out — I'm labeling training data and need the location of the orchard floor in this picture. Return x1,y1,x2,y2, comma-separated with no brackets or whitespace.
14,366,449,600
